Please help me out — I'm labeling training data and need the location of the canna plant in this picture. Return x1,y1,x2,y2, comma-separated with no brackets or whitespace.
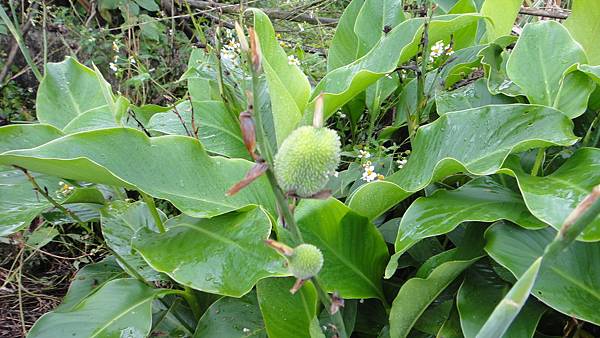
1,1,600,337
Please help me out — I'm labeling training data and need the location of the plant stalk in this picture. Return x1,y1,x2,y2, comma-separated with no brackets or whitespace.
0,6,42,81
140,191,166,233
531,148,545,176
15,166,91,233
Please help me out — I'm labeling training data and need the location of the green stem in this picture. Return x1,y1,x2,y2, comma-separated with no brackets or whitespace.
16,166,91,233
0,6,42,81
181,286,203,320
544,187,600,260
531,148,545,176
140,191,166,233
242,32,347,337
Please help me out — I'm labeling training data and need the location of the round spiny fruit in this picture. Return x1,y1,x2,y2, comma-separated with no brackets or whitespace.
274,126,341,197
288,244,324,280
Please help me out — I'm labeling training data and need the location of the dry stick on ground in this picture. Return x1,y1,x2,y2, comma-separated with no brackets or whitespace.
183,0,338,25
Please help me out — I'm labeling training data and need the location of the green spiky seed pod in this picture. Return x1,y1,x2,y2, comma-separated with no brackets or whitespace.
274,126,341,197
287,244,324,280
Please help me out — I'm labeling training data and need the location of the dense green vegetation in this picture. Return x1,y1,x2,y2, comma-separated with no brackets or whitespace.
1,0,599,337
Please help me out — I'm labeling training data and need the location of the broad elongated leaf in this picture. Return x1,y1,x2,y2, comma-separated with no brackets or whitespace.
57,257,126,311
389,226,485,338
500,148,600,241
0,124,63,153
480,36,522,97
391,177,545,269
256,278,321,338
194,291,266,337
435,78,515,115
295,198,389,299
506,21,593,118
480,0,522,43
485,222,600,325
354,0,405,53
101,201,165,281
312,14,481,118
28,278,161,338
348,104,577,221
37,57,113,129
327,0,365,71
252,10,311,146
0,168,104,236
476,257,542,338
151,296,196,338
457,261,545,338
564,0,600,65
132,207,287,297
0,128,276,218
147,100,248,159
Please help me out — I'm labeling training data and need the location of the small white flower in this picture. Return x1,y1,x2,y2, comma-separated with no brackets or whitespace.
129,56,136,65
242,328,250,333
112,40,119,52
113,55,119,63
288,55,300,66
109,62,118,73
358,150,371,159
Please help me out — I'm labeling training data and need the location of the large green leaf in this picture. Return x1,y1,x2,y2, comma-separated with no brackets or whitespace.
475,257,542,338
480,0,522,43
479,36,522,97
390,177,545,273
564,0,600,65
147,100,248,159
101,201,165,281
0,128,276,218
435,78,515,115
295,198,389,299
485,222,600,325
312,14,481,119
28,278,161,338
506,21,593,118
37,57,113,129
389,226,486,338
57,257,126,311
457,261,545,338
194,291,266,337
354,0,405,53
256,277,321,338
252,10,311,146
327,0,365,71
0,168,104,236
500,148,600,241
348,104,577,221
132,206,287,297
0,124,63,153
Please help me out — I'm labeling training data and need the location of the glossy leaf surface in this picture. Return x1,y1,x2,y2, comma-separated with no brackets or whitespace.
565,0,600,65
348,104,577,221
500,148,600,241
133,207,287,297
457,262,545,338
485,222,600,325
37,57,113,129
392,177,545,264
147,100,248,159
506,21,592,118
256,278,321,338
28,278,160,338
0,128,276,218
194,291,266,337
296,198,389,299
101,201,165,281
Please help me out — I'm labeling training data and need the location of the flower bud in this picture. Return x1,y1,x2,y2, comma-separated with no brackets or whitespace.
287,244,324,280
274,126,341,197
